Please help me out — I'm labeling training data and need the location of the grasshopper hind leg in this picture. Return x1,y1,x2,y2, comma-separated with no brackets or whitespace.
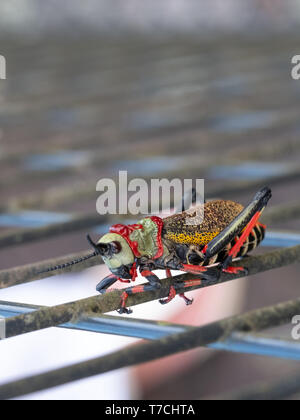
204,187,271,274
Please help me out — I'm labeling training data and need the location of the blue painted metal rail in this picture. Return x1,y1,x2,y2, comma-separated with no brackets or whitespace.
263,231,300,248
1,300,299,361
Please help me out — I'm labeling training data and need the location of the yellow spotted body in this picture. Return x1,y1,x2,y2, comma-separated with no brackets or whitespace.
165,230,219,246
163,200,244,247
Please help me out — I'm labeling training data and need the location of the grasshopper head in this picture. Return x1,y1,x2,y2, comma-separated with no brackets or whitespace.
87,233,135,279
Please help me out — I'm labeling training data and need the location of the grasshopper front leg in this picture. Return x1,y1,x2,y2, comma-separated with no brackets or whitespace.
118,268,162,314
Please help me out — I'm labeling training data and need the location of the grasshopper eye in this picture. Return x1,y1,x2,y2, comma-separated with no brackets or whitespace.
110,241,121,254
87,234,120,257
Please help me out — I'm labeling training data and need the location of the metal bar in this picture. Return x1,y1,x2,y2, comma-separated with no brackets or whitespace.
211,332,300,361
262,201,300,225
2,166,300,213
263,231,300,248
1,301,300,360
2,245,300,339
0,249,102,289
0,300,186,340
1,296,300,399
0,212,109,249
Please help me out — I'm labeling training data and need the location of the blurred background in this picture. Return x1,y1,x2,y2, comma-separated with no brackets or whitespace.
0,0,300,400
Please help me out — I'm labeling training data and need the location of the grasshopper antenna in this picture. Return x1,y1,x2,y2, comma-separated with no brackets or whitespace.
38,251,99,275
38,234,103,275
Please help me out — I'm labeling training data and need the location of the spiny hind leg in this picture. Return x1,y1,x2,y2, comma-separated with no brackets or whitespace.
205,187,271,259
202,187,272,274
221,207,269,273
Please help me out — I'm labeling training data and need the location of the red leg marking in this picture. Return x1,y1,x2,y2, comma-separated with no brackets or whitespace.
120,291,129,307
178,279,202,305
159,285,176,305
182,264,208,274
222,266,245,274
130,285,145,294
258,221,266,229
141,270,156,277
183,279,202,288
130,262,138,282
228,211,262,259
165,269,172,277
118,291,133,314
117,263,138,285
118,278,130,283
179,293,194,305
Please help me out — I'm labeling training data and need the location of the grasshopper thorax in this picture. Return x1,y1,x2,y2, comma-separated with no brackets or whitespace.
88,216,165,279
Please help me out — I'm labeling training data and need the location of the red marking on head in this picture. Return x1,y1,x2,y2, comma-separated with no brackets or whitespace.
109,223,143,257
109,216,164,260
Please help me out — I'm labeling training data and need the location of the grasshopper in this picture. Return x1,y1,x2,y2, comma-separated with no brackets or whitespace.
41,187,271,314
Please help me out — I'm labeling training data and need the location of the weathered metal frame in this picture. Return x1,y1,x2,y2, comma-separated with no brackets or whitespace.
0,194,300,399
